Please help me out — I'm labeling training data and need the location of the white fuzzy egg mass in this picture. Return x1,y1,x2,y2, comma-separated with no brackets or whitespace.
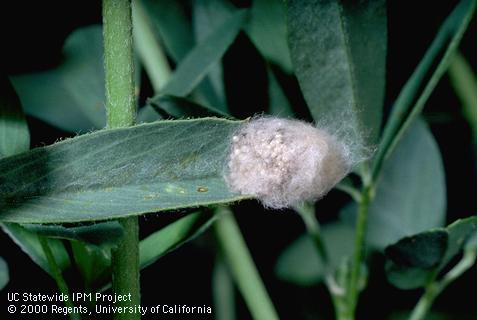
225,117,351,208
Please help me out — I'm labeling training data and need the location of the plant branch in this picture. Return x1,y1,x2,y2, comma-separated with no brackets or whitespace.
103,0,140,319
409,250,476,320
39,237,80,320
214,207,279,320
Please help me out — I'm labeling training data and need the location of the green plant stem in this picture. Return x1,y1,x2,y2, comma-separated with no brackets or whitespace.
409,250,476,320
212,256,236,320
214,208,279,320
132,0,171,92
39,237,79,320
295,203,328,265
103,1,140,319
346,183,372,319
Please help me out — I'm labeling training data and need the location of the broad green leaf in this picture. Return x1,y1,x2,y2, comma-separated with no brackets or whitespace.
141,0,194,62
24,222,124,248
0,118,246,223
140,211,218,269
71,241,111,290
385,230,448,289
0,257,8,290
247,0,292,72
287,0,387,148
448,51,477,140
0,78,30,157
366,119,446,249
267,68,294,117
372,0,476,181
0,223,70,274
275,222,355,286
149,95,230,119
384,216,477,289
0,81,71,278
156,10,247,99
10,26,105,132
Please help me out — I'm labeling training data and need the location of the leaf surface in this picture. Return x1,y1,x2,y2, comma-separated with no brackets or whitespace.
0,118,245,223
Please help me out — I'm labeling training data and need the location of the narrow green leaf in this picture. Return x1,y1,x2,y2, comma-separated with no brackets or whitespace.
0,257,8,290
247,0,292,73
287,0,386,147
0,223,70,274
141,0,194,62
0,77,30,157
275,222,355,286
157,10,247,98
366,119,446,249
0,118,245,223
372,0,476,181
448,51,477,139
192,0,233,110
10,26,106,132
71,241,111,290
267,68,294,117
148,95,230,119
24,222,124,248
140,211,217,269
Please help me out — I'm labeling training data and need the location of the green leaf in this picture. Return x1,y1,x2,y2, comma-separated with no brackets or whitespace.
372,0,476,181
366,119,446,249
23,222,124,248
385,230,448,289
275,222,355,286
141,0,194,62
267,68,294,117
0,77,30,157
148,95,230,119
287,0,387,147
71,241,111,290
442,216,477,266
192,0,234,110
246,0,292,72
448,51,477,140
0,223,70,274
0,257,8,290
10,26,105,132
157,10,247,98
0,118,246,223
140,211,217,269
384,216,477,289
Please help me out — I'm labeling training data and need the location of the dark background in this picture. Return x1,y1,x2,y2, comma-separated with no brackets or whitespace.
1,1,476,319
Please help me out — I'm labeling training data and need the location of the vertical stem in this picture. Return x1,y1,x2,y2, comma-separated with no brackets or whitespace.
103,1,140,319
103,0,136,128
346,183,372,319
214,208,279,320
39,237,80,320
212,256,236,320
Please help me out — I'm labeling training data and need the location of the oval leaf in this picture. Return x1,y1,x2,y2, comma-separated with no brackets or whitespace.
0,118,245,223
10,26,105,132
366,119,446,249
275,222,355,286
287,0,387,146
